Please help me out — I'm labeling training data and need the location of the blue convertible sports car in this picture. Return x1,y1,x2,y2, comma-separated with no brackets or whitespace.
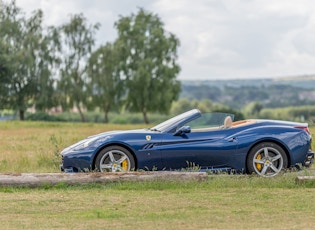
60,109,314,177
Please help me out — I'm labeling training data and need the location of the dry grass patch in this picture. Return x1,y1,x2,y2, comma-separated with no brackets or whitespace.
0,121,143,173
1,121,314,173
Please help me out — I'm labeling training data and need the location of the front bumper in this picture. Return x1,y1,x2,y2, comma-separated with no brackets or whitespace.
60,164,77,173
60,150,95,173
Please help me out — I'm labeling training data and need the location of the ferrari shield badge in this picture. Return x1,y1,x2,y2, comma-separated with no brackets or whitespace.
146,135,151,141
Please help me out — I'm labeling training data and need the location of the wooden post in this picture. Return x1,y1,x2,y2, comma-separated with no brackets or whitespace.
295,176,315,184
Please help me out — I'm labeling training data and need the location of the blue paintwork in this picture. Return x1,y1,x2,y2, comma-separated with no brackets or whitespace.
60,109,314,173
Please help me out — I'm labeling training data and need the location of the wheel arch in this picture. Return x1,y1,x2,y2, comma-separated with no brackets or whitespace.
92,143,138,171
245,139,291,173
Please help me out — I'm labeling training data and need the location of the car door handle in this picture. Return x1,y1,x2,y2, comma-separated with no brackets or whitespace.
227,137,237,142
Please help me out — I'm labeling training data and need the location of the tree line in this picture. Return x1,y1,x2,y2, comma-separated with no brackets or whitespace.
181,83,315,110
0,1,181,123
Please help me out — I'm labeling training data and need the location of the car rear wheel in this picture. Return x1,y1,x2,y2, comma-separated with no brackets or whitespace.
95,146,135,172
247,142,288,177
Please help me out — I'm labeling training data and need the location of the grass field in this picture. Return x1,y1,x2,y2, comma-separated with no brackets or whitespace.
0,121,143,173
0,121,314,229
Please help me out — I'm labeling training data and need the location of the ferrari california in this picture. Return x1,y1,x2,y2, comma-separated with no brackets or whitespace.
60,109,314,177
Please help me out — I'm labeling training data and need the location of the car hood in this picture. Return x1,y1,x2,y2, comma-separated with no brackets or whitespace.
88,129,153,139
61,129,154,155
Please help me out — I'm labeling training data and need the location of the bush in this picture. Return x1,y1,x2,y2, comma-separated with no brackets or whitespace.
26,112,66,122
258,105,315,123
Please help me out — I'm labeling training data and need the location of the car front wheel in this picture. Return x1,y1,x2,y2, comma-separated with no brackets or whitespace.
247,142,288,177
95,146,135,172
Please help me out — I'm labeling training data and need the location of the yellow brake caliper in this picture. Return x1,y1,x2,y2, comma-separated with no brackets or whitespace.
121,159,128,171
255,154,262,171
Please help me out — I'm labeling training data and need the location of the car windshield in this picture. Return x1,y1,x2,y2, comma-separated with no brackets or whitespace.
185,112,234,129
151,110,234,132
151,109,199,132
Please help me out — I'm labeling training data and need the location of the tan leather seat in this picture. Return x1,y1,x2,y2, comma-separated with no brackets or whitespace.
223,116,232,129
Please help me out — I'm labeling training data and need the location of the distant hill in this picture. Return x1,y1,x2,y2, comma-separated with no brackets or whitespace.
181,75,315,89
180,75,315,110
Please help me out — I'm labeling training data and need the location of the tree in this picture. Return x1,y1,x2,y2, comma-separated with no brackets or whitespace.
58,14,99,122
0,44,10,109
243,101,263,118
115,8,181,124
0,1,47,120
170,98,194,115
88,42,123,123
33,26,61,112
195,99,213,113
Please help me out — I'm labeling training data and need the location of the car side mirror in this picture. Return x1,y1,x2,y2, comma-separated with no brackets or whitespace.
174,126,191,136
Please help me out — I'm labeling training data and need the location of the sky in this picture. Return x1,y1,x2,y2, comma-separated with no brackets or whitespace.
9,0,315,80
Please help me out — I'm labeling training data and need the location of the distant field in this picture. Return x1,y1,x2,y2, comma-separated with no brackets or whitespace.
0,121,314,229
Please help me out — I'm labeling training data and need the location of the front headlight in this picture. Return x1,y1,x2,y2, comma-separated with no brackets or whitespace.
73,135,112,151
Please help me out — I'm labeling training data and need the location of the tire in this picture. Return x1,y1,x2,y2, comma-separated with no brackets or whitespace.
95,146,135,172
247,142,288,177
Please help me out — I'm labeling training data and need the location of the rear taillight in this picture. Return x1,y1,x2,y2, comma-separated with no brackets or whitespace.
295,126,310,134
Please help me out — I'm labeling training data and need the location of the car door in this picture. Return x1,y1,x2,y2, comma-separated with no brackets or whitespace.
160,129,238,170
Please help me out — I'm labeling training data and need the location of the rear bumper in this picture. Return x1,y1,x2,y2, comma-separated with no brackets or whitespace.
304,151,314,167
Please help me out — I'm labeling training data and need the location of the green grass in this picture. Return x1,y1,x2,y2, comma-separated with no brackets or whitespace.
0,121,314,229
0,175,315,229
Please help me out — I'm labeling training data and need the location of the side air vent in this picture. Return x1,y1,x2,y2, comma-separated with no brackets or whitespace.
142,143,157,150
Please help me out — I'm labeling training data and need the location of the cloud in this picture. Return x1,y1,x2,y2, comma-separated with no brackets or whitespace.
11,0,315,79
